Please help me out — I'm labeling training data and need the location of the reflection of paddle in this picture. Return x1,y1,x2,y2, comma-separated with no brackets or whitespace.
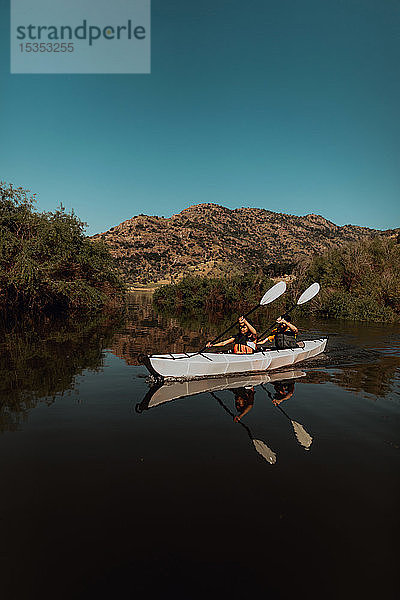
258,282,320,341
211,392,277,465
261,384,313,451
199,281,286,353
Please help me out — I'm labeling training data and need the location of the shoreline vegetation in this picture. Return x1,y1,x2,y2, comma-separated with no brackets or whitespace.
2,182,398,324
154,273,275,314
0,183,125,315
154,236,400,323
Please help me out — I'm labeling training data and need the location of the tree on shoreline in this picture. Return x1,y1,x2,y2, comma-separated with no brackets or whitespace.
0,182,125,313
294,236,400,322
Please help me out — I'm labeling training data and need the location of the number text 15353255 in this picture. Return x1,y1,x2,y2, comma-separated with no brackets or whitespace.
19,43,74,52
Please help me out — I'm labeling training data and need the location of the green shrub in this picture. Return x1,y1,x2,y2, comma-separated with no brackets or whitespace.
0,182,125,313
153,273,274,314
295,236,400,322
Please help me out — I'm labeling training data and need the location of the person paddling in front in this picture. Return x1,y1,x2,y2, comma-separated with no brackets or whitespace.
258,314,299,350
206,316,257,354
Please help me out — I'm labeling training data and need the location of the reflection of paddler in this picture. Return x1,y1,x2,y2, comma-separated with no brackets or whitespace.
258,314,298,350
231,386,255,422
212,391,277,464
271,381,294,406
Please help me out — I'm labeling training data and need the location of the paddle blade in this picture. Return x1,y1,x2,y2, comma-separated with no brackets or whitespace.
260,281,286,306
252,439,277,464
292,421,313,450
297,282,320,305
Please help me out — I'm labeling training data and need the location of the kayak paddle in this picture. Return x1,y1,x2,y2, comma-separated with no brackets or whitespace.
199,281,286,353
257,282,320,341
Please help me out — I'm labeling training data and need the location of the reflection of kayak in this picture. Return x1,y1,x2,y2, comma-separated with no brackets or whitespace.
142,339,327,382
137,369,306,411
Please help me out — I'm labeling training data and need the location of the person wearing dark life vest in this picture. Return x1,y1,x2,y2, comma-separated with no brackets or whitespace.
258,314,298,350
206,316,257,354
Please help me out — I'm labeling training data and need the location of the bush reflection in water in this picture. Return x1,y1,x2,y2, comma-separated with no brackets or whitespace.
0,311,124,432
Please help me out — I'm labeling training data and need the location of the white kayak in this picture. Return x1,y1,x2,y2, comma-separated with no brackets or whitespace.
137,369,306,412
142,338,327,381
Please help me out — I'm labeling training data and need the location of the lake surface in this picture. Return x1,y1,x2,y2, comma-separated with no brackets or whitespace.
1,293,399,599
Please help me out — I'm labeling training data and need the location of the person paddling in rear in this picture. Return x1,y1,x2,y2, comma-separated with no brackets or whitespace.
206,316,257,354
258,314,298,350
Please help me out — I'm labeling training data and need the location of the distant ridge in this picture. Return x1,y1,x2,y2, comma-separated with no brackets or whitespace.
91,203,397,284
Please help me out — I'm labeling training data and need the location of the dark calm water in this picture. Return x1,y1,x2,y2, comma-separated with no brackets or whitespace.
0,293,399,600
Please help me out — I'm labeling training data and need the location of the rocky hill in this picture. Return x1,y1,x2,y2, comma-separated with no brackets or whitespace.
91,204,396,284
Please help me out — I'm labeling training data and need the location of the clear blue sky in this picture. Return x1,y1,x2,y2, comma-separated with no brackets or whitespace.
1,0,399,234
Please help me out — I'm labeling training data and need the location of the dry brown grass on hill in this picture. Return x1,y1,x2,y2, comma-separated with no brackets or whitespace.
92,203,394,285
